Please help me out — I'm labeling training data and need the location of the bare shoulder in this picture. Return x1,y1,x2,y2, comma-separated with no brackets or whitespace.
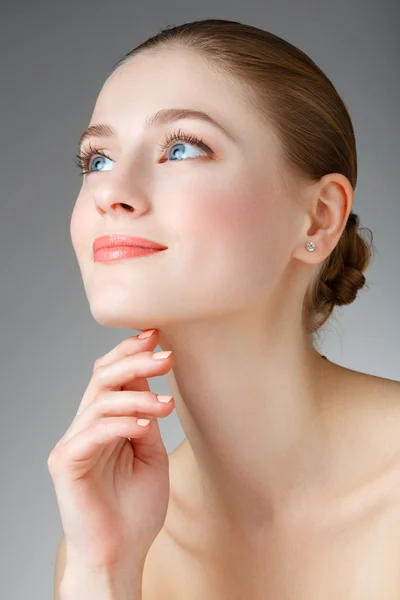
330,362,400,499
325,358,400,420
368,374,400,497
338,362,400,451
342,365,400,427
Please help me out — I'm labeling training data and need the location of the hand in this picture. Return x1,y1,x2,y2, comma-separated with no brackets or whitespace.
47,329,175,571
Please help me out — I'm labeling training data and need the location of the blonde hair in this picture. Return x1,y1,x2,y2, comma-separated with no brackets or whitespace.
110,18,374,336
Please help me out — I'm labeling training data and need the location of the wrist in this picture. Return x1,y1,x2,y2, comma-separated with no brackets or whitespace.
60,561,145,600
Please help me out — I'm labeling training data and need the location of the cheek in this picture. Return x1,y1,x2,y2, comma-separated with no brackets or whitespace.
70,195,92,260
163,176,289,296
164,176,262,243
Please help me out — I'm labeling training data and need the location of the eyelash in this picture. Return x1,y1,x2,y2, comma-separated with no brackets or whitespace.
74,128,212,176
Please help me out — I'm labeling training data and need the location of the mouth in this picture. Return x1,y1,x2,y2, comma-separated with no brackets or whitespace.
93,245,166,262
93,234,168,254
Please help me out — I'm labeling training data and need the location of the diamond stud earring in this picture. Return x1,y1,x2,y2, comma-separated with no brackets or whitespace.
306,242,316,252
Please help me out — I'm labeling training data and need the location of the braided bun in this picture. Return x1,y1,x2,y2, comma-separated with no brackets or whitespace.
306,213,374,334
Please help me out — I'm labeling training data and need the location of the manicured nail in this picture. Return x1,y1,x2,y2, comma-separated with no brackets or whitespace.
137,418,151,427
137,329,156,339
152,350,172,360
157,395,173,403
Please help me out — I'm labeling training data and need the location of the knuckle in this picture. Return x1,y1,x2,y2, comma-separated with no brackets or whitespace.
86,419,100,434
47,451,55,467
92,357,104,372
93,389,109,403
92,390,111,411
47,447,62,470
92,364,107,383
129,390,157,409
145,391,159,404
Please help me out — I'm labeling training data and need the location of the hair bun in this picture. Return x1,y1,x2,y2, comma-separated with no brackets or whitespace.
307,212,374,333
347,212,358,227
331,264,366,305
329,212,372,306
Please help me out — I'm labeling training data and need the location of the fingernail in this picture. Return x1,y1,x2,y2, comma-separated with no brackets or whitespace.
137,418,151,427
152,350,172,360
157,395,173,403
138,329,156,339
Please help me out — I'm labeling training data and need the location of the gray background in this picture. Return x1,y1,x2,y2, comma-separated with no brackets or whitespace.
1,0,398,597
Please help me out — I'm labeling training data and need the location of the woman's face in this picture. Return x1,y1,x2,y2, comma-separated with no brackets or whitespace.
70,49,304,331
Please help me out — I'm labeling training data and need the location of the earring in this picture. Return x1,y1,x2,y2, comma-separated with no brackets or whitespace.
306,242,316,252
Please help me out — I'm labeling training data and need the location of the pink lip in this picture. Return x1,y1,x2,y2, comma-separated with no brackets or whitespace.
93,234,167,254
94,246,163,262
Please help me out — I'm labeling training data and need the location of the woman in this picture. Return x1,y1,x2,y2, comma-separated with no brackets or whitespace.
51,18,400,600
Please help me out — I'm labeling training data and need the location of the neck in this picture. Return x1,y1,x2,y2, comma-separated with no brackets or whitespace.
157,303,333,534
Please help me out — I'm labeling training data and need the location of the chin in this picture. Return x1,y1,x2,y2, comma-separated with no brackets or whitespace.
89,304,149,331
87,297,170,332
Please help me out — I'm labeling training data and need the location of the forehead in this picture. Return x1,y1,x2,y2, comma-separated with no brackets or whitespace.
87,48,285,184
96,49,238,112
91,50,271,144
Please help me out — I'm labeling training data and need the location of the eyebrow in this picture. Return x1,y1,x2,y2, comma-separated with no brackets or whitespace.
77,107,235,152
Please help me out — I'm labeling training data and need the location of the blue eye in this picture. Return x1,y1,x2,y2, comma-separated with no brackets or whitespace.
158,128,212,162
74,143,114,176
165,140,204,161
74,128,213,176
89,155,113,172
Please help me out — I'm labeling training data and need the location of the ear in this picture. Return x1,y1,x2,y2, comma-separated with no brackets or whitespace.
291,172,354,264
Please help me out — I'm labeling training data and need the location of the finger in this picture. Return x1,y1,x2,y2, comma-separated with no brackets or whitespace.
74,331,159,420
61,389,174,446
91,351,174,395
53,331,164,464
48,416,156,481
92,330,159,373
77,346,172,419
93,389,174,468
57,350,173,448
93,390,174,420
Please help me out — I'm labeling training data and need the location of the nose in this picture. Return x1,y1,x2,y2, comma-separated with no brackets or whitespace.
93,177,151,218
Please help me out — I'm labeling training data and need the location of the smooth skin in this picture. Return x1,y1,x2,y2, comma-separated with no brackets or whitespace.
49,330,174,596
55,47,400,598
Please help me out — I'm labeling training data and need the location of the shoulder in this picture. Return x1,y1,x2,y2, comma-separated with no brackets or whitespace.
325,358,400,417
373,376,400,498
340,365,400,459
346,370,400,502
319,361,400,504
